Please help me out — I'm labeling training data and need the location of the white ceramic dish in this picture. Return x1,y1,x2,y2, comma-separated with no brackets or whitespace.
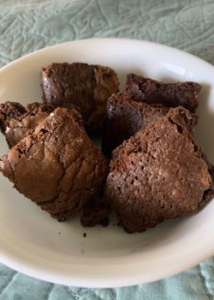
1,38,214,288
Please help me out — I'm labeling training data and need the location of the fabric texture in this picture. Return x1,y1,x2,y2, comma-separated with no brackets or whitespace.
1,0,214,299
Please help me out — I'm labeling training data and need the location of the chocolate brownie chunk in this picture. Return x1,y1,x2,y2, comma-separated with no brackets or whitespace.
102,94,169,157
41,63,119,132
106,107,214,233
124,74,201,113
0,107,109,221
102,94,198,157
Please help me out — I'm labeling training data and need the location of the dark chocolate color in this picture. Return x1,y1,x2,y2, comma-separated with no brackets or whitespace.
41,63,119,132
124,73,201,113
106,107,214,233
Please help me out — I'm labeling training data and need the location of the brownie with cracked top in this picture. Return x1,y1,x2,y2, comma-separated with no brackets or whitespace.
124,73,201,113
41,62,119,132
0,107,109,221
102,94,198,158
106,107,214,233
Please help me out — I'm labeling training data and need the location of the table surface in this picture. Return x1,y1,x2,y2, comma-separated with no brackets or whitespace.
1,0,214,299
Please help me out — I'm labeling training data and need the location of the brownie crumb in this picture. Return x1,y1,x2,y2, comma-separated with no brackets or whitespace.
83,233,87,238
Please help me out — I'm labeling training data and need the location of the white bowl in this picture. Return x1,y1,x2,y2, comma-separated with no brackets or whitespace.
0,38,214,288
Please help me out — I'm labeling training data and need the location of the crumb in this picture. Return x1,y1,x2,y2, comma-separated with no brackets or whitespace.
83,233,87,238
58,232,61,235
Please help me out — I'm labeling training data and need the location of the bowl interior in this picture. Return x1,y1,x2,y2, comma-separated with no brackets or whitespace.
0,39,214,287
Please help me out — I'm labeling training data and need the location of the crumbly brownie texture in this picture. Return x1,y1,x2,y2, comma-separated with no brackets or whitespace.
0,107,109,221
102,94,198,157
124,73,201,113
41,63,119,132
106,107,214,233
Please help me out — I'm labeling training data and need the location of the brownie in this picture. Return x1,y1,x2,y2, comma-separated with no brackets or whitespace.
0,107,109,221
102,94,169,157
102,94,198,157
106,107,214,233
124,73,201,113
41,62,119,132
